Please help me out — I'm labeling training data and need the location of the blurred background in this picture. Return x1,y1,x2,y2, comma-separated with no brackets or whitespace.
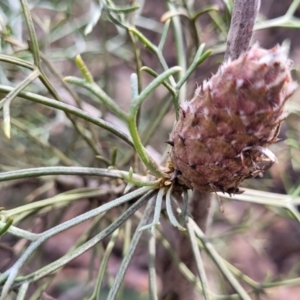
1,0,300,299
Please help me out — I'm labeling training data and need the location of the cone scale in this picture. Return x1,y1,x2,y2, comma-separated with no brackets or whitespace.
170,44,297,193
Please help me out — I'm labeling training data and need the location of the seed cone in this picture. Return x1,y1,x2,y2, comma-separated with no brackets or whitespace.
170,44,297,193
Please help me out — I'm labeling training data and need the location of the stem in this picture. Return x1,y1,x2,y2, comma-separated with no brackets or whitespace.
107,196,155,300
176,47,212,91
0,166,122,182
129,67,182,117
148,232,158,300
139,187,165,234
16,281,29,300
0,54,34,70
0,69,40,138
3,189,109,218
39,52,102,157
165,186,186,231
0,85,133,147
128,27,176,86
191,221,252,300
167,1,187,105
140,67,176,97
21,190,155,289
128,67,181,178
285,0,300,17
187,220,211,300
89,229,119,300
224,0,260,60
20,0,41,68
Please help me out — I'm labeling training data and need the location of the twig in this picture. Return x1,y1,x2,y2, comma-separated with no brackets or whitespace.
224,0,260,60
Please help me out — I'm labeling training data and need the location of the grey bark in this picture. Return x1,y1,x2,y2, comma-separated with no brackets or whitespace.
225,0,260,60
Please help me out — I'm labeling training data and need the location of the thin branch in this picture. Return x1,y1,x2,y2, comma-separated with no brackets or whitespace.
224,0,260,60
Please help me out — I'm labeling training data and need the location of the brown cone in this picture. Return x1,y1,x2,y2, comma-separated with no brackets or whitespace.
170,44,297,193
